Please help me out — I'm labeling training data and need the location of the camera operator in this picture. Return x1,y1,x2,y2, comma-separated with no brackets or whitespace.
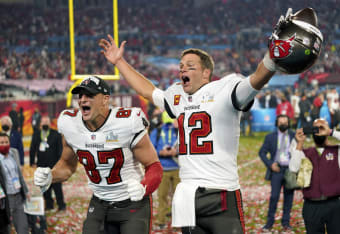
289,118,340,233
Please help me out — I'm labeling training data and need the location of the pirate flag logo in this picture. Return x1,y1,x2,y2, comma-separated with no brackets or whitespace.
269,34,295,59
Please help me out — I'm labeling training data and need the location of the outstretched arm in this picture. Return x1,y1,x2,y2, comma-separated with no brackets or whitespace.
249,58,276,90
99,35,157,103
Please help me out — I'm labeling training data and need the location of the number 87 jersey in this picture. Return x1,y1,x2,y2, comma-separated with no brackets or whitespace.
155,74,249,191
57,107,149,201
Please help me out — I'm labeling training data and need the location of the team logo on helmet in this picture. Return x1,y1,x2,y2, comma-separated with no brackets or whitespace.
269,34,295,59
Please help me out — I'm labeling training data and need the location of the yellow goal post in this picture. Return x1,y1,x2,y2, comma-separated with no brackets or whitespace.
67,0,119,107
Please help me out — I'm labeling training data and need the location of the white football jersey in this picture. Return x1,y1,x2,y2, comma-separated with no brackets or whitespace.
158,73,250,190
57,107,149,201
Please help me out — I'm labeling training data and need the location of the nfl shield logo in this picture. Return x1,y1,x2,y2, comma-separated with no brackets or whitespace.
91,134,96,140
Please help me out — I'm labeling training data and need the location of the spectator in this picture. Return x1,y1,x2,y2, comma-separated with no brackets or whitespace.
31,108,41,134
0,132,29,234
0,116,25,166
290,89,301,128
0,158,11,234
276,92,294,119
299,92,312,129
30,116,66,211
260,90,278,109
320,99,332,125
327,88,340,129
8,103,19,132
150,113,179,230
240,110,253,136
311,92,324,122
18,107,25,136
290,119,340,233
259,115,295,231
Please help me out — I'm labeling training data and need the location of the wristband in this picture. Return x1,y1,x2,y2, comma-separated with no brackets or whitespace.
263,52,277,72
141,161,163,195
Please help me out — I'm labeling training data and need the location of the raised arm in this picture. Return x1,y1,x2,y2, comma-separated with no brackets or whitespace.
249,58,276,90
99,35,157,103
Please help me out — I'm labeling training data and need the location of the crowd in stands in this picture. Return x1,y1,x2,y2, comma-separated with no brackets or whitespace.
253,85,340,131
1,0,340,91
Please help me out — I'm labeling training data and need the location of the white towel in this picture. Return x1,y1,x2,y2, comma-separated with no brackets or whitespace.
171,182,198,227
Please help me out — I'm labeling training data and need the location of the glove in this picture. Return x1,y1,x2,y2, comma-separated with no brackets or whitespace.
34,167,52,193
123,179,146,201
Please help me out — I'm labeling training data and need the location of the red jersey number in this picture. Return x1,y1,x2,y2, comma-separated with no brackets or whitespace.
178,112,213,155
77,149,124,184
116,108,132,118
63,109,79,117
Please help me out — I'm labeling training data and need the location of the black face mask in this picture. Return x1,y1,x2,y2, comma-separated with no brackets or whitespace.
2,125,10,131
313,134,326,146
278,124,289,132
42,125,49,131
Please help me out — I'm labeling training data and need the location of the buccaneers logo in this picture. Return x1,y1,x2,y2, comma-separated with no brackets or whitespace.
269,34,295,59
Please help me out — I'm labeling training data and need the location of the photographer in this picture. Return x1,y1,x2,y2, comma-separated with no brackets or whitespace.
289,119,340,233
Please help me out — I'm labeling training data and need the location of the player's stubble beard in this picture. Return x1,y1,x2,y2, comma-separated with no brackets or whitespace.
87,105,110,131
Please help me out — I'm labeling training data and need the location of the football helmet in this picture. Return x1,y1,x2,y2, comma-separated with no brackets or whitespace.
269,8,323,74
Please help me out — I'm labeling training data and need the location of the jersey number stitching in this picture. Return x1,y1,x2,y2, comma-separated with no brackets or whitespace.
178,112,213,155
116,108,132,118
63,109,79,117
77,149,124,184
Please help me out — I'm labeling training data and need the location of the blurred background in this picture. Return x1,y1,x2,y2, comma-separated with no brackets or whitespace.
0,0,339,233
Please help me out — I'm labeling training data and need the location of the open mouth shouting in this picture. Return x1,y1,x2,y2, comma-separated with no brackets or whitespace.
81,105,91,117
182,76,190,85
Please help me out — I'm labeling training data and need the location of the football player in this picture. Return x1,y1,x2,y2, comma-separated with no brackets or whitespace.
99,8,322,234
34,76,162,234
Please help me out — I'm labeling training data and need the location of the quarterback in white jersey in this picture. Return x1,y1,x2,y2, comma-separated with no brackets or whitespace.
157,74,250,191
34,76,162,234
100,35,278,233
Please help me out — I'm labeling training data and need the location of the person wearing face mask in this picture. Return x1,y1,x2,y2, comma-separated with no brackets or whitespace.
0,116,25,167
259,114,296,231
0,132,29,234
29,116,66,211
289,118,340,233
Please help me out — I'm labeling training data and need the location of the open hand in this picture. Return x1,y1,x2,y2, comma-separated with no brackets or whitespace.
99,34,126,65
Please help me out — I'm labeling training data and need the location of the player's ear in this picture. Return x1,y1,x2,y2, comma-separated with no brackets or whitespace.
102,95,110,105
203,68,211,82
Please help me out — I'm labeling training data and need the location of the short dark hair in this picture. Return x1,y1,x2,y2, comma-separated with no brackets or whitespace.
181,48,214,80
0,132,10,140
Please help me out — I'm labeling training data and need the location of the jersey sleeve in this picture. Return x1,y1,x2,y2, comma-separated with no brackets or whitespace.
162,83,183,119
129,108,149,148
57,109,68,135
57,109,79,136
